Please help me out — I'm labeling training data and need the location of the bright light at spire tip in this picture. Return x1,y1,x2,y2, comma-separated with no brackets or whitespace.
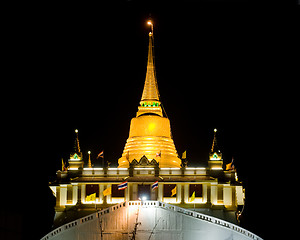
147,20,153,25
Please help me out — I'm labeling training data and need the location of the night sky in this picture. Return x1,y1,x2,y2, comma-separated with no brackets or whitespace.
3,2,297,239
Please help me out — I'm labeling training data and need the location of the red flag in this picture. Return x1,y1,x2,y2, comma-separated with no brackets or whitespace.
97,150,104,159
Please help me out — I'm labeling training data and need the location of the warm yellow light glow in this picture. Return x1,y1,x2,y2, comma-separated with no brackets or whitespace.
147,20,152,25
69,167,78,170
107,197,125,204
118,115,181,168
75,129,78,133
214,128,217,132
186,167,206,170
185,197,205,204
163,197,179,204
83,168,103,170
148,122,156,131
88,151,91,154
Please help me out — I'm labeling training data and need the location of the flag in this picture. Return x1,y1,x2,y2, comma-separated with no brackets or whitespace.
226,162,232,170
62,158,66,171
171,186,177,197
226,157,234,170
118,181,128,190
156,151,161,158
86,193,96,202
152,181,158,190
97,150,104,159
103,187,111,196
182,150,186,159
190,191,195,202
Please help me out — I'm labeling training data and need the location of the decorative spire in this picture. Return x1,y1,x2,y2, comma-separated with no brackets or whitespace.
209,128,222,161
74,129,81,153
137,20,163,117
87,151,92,168
141,20,160,102
211,128,218,153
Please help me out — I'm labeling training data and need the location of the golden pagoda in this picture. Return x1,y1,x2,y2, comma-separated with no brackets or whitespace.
42,20,264,240
118,26,181,168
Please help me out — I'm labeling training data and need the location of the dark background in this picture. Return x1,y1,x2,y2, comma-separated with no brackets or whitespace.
3,1,298,239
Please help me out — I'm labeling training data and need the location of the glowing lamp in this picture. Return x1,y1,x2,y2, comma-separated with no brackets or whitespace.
142,196,147,201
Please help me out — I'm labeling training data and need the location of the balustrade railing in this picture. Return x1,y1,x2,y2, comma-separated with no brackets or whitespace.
41,201,262,240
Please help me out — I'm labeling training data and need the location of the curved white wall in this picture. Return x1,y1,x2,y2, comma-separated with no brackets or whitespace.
41,201,262,240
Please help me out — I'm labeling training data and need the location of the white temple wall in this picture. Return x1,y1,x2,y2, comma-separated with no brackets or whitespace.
44,202,261,240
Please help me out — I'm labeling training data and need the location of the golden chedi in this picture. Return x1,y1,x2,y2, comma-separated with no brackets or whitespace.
118,30,181,168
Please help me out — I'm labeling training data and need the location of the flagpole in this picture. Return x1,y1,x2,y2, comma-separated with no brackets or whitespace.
102,153,104,168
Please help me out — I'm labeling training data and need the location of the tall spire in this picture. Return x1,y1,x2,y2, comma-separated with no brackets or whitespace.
118,20,181,168
87,151,92,168
141,21,160,102
211,128,218,153
209,128,222,161
137,20,163,117
74,129,81,153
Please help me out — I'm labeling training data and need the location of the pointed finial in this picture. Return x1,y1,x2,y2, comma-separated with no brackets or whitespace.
141,20,160,102
74,129,81,153
211,128,218,152
147,20,153,35
87,151,92,168
136,20,163,117
209,128,222,161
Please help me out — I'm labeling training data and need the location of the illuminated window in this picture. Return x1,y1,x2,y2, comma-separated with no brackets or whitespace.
86,184,99,198
111,184,124,197
163,184,176,197
189,184,203,197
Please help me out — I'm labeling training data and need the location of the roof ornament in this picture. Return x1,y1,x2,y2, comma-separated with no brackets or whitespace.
211,128,218,153
74,129,81,153
141,19,160,103
209,128,222,161
147,20,154,36
87,151,92,168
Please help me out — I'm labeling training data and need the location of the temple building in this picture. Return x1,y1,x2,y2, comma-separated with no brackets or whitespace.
43,22,262,240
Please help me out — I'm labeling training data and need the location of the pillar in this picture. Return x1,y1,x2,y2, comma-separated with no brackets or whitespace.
203,184,207,203
60,185,67,206
158,183,163,201
184,184,189,203
72,184,78,205
176,184,181,203
211,184,217,205
99,184,104,204
224,186,232,206
81,184,86,203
